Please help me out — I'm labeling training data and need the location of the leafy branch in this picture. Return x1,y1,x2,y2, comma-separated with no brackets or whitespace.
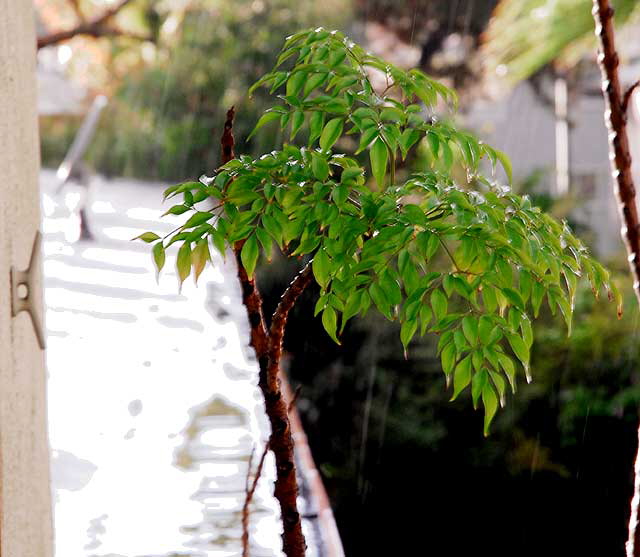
137,28,619,557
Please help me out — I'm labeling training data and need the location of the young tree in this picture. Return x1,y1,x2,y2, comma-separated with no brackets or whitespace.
138,29,618,557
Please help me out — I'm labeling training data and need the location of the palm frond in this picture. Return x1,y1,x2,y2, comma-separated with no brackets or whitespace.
482,0,639,85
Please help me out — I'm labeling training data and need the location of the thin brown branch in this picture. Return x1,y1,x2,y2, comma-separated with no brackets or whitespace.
267,263,313,393
85,0,135,27
37,0,137,49
591,3,640,556
623,80,640,115
242,441,270,557
221,107,269,371
220,107,308,557
262,262,313,557
221,106,236,166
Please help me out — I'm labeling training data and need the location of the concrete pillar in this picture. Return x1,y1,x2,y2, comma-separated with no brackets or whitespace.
0,1,53,556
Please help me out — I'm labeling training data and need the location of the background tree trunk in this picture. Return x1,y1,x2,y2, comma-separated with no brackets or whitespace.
0,1,53,555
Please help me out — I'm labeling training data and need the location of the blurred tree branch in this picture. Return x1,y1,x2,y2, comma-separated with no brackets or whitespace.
37,0,150,49
67,0,86,23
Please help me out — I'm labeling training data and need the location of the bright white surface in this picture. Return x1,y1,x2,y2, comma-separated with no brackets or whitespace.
41,171,303,557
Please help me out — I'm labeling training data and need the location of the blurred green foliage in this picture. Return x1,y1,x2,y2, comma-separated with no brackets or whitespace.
41,0,351,180
482,0,639,84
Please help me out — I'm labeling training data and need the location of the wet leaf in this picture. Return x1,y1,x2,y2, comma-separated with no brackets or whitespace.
322,306,340,344
134,231,160,243
370,137,388,188
177,242,192,287
192,239,210,284
482,382,498,436
320,117,344,150
451,355,472,401
241,234,259,277
152,242,165,275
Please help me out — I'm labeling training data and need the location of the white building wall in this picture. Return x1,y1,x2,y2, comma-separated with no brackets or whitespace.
465,78,637,257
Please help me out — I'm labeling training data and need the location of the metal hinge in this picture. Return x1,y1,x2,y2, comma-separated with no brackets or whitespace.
10,231,46,349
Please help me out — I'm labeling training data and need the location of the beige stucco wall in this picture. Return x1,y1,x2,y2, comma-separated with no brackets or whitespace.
0,1,53,555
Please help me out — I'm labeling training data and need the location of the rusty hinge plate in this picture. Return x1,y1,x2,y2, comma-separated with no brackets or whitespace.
10,231,46,350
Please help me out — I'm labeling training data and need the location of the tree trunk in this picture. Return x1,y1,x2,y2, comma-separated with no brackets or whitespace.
0,1,53,554
265,264,313,557
591,2,640,556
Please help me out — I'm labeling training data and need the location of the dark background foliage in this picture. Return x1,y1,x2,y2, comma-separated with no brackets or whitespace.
257,253,640,555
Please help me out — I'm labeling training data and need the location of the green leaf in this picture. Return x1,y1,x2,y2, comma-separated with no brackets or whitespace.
438,330,454,355
419,305,432,335
520,316,533,348
430,289,448,320
256,227,273,261
309,111,324,144
400,319,418,354
248,111,282,139
319,118,344,150
482,382,498,436
497,352,517,393
380,270,402,305
489,370,506,408
553,289,573,336
461,316,478,346
332,184,349,206
441,341,457,377
399,129,421,159
495,148,513,183
356,126,379,154
290,110,305,139
342,289,363,327
312,152,330,181
241,234,259,277
426,131,439,158
370,138,388,188
341,167,363,183
182,212,213,229
152,242,165,275
380,107,404,122
369,282,391,318
502,287,525,310
478,316,494,344
303,72,328,97
177,242,192,287
507,333,530,382
322,306,340,344
451,355,472,401
162,204,190,217
531,280,545,317
192,239,210,284
471,368,488,409
133,231,160,243
286,70,307,97
211,228,226,256
441,140,453,169
312,249,331,288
